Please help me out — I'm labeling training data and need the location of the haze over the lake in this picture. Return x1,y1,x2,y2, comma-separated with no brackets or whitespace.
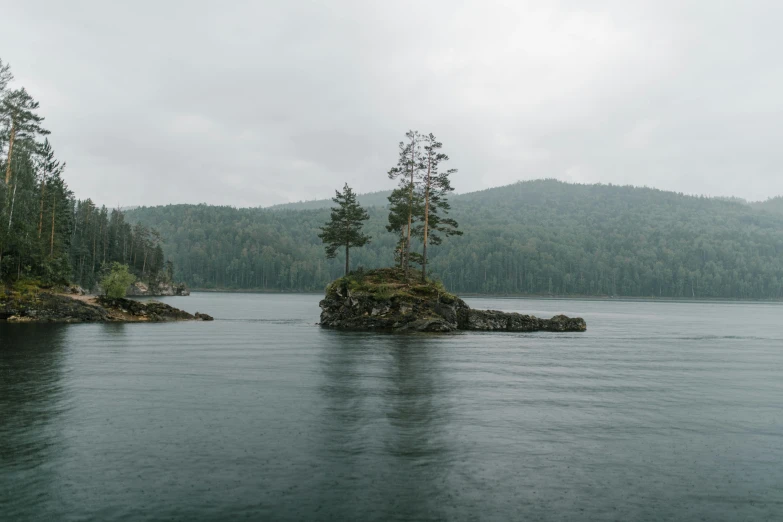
2,1,782,206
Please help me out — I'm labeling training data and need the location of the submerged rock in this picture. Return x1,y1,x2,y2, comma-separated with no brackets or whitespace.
319,268,586,333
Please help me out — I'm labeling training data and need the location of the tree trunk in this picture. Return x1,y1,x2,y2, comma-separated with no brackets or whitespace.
404,135,416,279
7,183,17,231
344,243,350,276
421,151,431,282
4,121,16,185
50,195,56,256
38,181,46,238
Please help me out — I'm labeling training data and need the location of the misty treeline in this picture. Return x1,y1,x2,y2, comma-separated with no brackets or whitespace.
126,180,783,299
0,57,171,289
318,130,461,278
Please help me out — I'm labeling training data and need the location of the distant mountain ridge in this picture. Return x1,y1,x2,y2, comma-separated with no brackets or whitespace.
126,179,783,299
266,190,393,210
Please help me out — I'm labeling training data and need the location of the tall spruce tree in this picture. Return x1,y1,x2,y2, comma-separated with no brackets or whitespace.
318,183,371,275
419,133,461,281
2,87,49,187
387,130,422,277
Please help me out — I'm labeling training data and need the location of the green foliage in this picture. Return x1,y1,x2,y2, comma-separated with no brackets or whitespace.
69,201,168,290
100,262,135,298
126,180,783,299
317,183,371,275
11,277,43,295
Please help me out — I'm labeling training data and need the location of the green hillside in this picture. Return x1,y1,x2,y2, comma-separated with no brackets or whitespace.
125,180,783,299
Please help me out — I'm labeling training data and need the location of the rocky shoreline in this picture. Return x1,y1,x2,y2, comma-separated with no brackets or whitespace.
0,291,212,323
319,269,586,333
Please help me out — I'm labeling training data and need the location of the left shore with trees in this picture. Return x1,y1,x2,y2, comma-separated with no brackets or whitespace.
0,57,175,296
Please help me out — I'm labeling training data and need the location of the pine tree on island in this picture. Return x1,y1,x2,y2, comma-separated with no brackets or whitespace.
318,183,371,276
387,130,422,278
385,130,462,282
386,180,423,270
419,132,462,282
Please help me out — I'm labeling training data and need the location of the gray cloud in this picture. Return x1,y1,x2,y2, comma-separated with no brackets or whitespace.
1,0,782,206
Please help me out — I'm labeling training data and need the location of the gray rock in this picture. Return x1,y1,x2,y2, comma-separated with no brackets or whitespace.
318,279,586,333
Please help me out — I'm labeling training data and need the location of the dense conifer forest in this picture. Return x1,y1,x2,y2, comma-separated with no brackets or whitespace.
0,58,172,290
125,180,783,299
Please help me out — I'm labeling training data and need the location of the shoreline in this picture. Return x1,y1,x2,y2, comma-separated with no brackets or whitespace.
0,291,213,323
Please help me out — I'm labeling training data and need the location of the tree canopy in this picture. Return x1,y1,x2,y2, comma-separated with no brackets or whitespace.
318,183,371,275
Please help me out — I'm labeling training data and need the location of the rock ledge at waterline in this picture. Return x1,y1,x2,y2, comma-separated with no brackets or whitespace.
319,268,586,333
1,291,213,323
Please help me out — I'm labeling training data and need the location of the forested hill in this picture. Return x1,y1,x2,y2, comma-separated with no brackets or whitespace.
125,180,783,299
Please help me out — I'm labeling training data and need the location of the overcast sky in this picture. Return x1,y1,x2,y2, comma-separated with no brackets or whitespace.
1,1,781,206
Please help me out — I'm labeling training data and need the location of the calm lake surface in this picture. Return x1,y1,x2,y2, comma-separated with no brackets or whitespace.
1,294,782,521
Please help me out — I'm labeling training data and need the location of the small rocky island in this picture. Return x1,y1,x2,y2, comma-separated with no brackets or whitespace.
319,268,586,333
1,288,212,323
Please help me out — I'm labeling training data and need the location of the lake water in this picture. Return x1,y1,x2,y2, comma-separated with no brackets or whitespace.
1,294,782,521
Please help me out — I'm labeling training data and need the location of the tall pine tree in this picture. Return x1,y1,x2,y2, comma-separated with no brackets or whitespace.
387,130,422,277
419,133,461,281
386,181,423,270
2,87,49,187
318,183,371,276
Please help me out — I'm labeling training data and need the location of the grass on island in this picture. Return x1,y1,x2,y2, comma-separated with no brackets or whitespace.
326,267,457,303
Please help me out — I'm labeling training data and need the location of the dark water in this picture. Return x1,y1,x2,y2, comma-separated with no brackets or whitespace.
1,294,782,521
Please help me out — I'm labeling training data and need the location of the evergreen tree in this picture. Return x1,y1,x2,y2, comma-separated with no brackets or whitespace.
419,133,461,281
318,183,371,275
386,181,423,270
0,58,12,92
1,87,49,187
387,130,422,276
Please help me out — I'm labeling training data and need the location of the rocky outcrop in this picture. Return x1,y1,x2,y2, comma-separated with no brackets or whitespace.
1,292,109,323
456,309,586,332
126,281,190,297
96,297,200,322
1,291,210,323
319,269,586,333
319,283,469,332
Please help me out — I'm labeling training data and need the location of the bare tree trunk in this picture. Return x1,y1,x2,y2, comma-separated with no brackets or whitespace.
38,180,46,238
344,243,350,276
7,183,17,231
4,121,16,185
50,195,56,256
